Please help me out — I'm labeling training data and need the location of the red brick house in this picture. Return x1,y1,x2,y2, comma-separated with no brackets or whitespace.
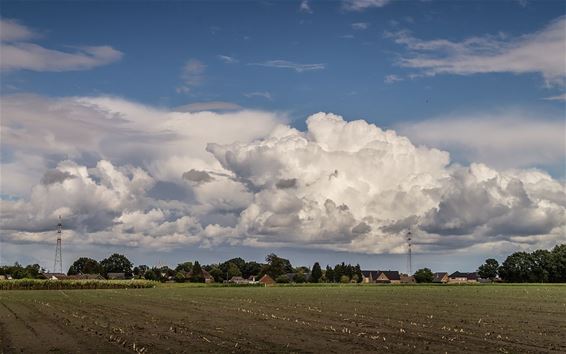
258,274,275,285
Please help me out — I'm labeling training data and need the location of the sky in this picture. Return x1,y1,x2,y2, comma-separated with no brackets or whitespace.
0,0,565,273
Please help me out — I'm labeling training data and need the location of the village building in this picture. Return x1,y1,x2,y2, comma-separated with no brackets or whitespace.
449,272,479,283
68,274,105,280
186,269,214,283
376,271,401,284
229,276,249,284
40,272,69,280
448,271,468,283
466,272,479,283
433,272,449,283
258,274,275,285
400,274,415,284
361,270,379,283
107,272,127,280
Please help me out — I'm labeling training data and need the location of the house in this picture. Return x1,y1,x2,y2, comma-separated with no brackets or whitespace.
466,272,479,283
40,272,68,280
258,274,275,285
67,274,105,280
400,274,415,284
361,270,380,283
247,275,258,283
229,276,249,284
448,271,468,283
186,269,214,283
202,270,214,283
107,272,126,280
0,275,6,280
376,271,401,284
449,272,478,283
433,272,449,283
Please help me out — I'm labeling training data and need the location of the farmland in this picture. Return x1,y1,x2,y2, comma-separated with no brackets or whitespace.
1,285,565,353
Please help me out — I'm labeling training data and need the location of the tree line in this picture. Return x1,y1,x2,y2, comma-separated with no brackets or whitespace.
2,243,564,283
409,244,565,283
136,254,365,284
0,253,364,284
477,244,565,283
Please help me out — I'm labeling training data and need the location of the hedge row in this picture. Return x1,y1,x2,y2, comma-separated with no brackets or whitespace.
0,279,157,290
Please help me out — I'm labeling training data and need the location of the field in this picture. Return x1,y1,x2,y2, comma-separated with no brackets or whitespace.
1,284,565,353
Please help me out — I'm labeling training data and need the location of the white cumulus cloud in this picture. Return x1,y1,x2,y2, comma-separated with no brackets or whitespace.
1,96,563,255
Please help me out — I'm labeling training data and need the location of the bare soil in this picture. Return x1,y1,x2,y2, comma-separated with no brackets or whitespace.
0,285,564,353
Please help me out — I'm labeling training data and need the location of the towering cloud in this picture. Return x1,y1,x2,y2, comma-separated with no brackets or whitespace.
1,96,563,255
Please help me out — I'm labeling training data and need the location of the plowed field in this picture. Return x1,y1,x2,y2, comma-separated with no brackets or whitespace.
1,285,564,353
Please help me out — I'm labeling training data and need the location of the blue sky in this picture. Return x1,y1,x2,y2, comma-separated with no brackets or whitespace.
1,0,565,272
2,0,564,129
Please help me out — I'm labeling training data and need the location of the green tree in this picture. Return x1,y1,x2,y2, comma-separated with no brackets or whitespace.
11,263,27,279
67,257,101,275
499,252,532,283
144,269,158,281
550,244,566,282
275,275,290,283
175,262,193,273
325,265,335,283
227,262,242,279
339,275,350,283
264,254,293,279
242,261,263,278
100,254,133,277
159,266,176,280
190,261,205,283
293,272,306,283
133,264,149,278
224,258,246,272
24,264,42,278
477,258,499,281
354,264,363,283
530,250,551,282
174,272,186,283
310,262,322,283
414,268,434,283
209,266,224,283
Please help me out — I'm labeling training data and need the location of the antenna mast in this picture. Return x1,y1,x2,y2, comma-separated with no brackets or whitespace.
54,216,63,273
406,231,412,275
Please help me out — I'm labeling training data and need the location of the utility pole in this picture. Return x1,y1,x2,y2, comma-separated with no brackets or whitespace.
54,216,63,274
406,231,412,276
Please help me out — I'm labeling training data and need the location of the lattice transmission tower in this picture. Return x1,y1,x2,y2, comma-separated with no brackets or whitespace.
54,216,63,273
406,231,412,276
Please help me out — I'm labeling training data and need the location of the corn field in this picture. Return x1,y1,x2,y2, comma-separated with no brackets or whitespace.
0,279,157,290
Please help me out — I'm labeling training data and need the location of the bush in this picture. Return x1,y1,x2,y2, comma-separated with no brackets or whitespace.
414,268,434,283
174,272,186,283
339,275,350,283
293,273,306,283
275,275,290,283
144,269,158,281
